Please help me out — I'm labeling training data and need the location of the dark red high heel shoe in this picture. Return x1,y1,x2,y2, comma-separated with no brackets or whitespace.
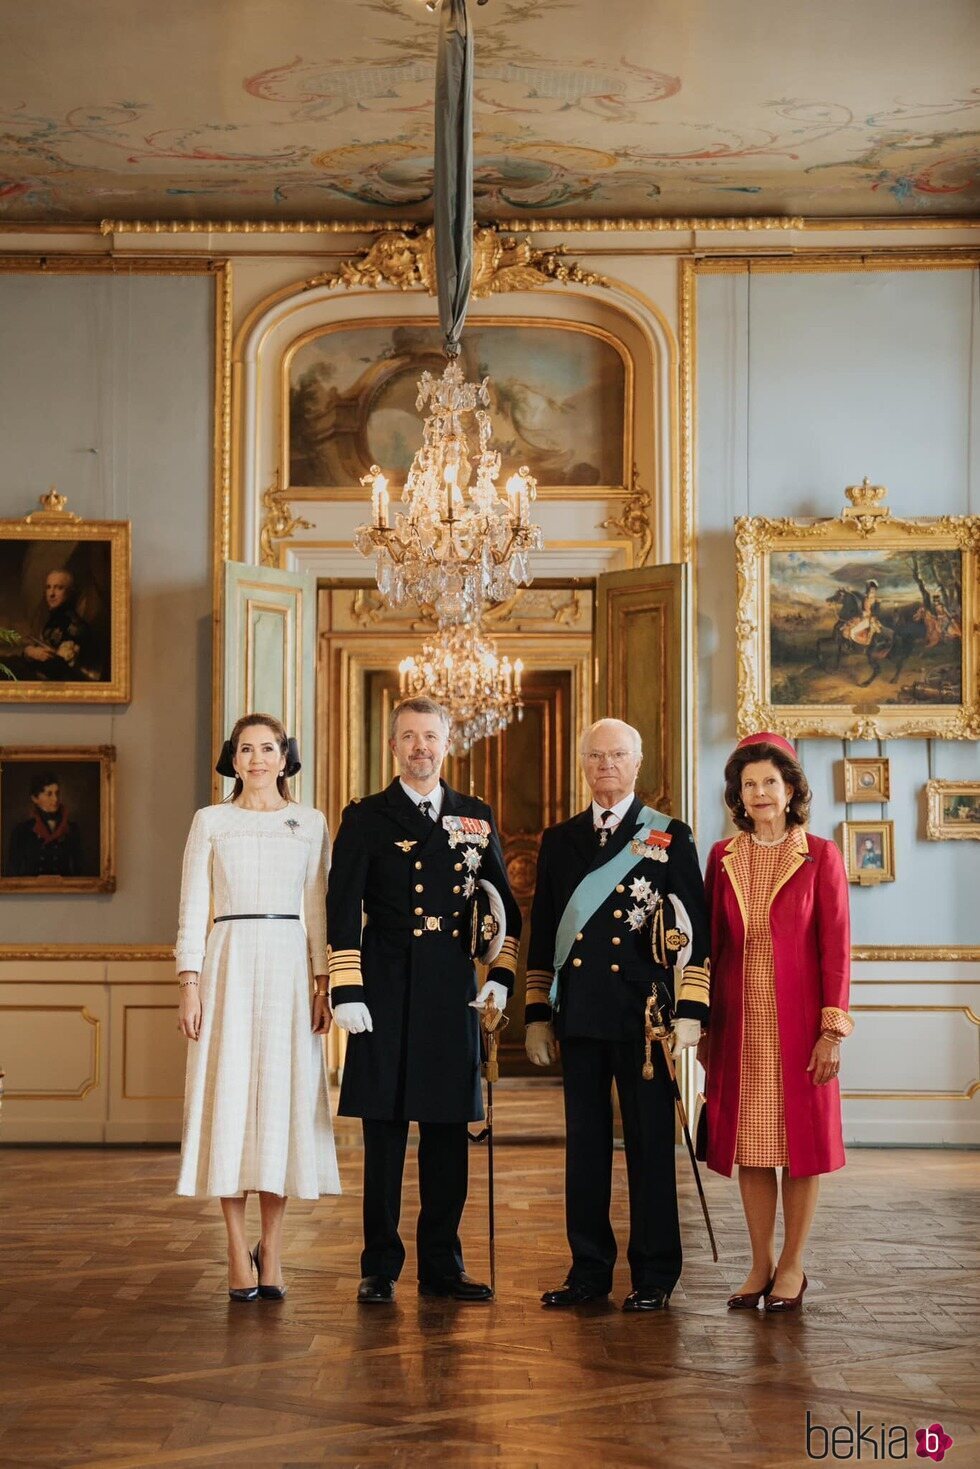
727,1273,775,1310
764,1272,807,1312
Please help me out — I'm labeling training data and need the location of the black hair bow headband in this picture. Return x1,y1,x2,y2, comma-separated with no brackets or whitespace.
215,737,301,779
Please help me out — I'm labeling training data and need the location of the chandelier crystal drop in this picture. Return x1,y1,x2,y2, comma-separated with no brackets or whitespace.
398,618,524,753
354,358,543,623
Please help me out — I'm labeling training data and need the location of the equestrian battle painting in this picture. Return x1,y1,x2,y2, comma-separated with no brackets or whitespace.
735,487,979,740
769,548,963,706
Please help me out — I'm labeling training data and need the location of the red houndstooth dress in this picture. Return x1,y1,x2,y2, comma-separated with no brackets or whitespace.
734,835,791,1166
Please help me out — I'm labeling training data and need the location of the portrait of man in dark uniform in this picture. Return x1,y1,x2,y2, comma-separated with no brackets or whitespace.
6,770,84,878
6,568,105,683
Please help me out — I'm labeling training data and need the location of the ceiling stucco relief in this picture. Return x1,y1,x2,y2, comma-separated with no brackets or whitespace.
0,0,977,221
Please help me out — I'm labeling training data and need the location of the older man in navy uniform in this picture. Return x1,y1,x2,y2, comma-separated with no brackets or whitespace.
328,696,521,1304
524,717,709,1311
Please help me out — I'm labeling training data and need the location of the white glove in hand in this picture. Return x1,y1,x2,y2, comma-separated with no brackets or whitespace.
670,1018,701,1057
473,979,509,1012
525,1020,557,1067
332,1001,373,1034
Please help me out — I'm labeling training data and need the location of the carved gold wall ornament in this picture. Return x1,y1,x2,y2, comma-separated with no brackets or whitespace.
600,468,653,567
24,486,78,523
258,473,313,567
735,486,980,741
302,226,606,297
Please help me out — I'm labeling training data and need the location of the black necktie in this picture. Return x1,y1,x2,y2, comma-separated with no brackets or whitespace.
419,799,435,821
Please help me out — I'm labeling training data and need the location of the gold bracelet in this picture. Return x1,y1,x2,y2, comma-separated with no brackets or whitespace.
820,1031,842,1043
178,977,199,988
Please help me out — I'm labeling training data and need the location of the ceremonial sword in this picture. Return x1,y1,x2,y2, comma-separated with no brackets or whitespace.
468,992,509,1297
643,988,718,1263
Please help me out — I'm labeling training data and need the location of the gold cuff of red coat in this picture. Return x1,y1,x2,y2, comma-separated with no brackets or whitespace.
493,935,520,975
821,1005,854,1038
677,960,710,1008
525,968,553,1003
328,948,364,989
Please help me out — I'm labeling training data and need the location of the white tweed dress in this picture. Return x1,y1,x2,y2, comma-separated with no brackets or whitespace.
175,802,341,1200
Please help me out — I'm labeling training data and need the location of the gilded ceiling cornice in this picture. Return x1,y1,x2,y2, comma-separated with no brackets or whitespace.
83,215,979,236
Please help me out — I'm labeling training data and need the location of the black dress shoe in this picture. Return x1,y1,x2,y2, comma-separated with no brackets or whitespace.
254,1240,287,1301
228,1250,259,1302
418,1272,492,1302
622,1287,670,1312
357,1275,396,1304
540,1282,610,1308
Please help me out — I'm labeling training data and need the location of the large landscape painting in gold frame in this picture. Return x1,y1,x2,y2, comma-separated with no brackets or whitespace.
736,483,979,740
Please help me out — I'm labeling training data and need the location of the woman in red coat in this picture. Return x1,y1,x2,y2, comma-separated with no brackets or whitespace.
700,732,853,1313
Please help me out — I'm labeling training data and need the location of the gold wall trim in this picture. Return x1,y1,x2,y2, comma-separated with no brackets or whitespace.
852,946,980,963
0,946,174,962
1,943,973,965
0,254,222,275
0,1004,101,1100
91,216,980,236
211,260,234,800
696,251,979,274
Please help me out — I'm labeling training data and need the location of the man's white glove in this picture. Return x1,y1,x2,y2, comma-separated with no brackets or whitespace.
670,1018,701,1058
525,1020,557,1067
473,979,509,1012
332,1001,373,1034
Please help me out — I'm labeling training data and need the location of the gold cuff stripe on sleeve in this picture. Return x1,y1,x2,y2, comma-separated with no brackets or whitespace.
499,935,520,962
329,973,364,990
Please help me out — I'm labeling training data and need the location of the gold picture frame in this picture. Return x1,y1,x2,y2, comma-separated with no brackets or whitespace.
843,757,891,803
735,481,979,740
925,780,980,840
0,492,131,704
0,745,116,893
281,316,633,503
841,819,896,884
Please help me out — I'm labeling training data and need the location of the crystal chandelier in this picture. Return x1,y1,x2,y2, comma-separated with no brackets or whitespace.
354,357,543,623
398,618,524,752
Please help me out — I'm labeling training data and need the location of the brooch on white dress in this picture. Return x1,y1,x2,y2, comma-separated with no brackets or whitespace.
285,818,300,833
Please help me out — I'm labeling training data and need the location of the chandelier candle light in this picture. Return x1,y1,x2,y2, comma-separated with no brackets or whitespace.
398,619,524,752
354,361,542,623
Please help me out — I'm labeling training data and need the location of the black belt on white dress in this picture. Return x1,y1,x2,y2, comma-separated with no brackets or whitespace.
213,913,300,923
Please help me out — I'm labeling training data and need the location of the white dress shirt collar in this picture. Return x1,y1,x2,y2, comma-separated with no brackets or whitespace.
400,778,444,818
590,791,636,828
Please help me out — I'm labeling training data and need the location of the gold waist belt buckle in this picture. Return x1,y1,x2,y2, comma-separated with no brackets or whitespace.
411,915,445,936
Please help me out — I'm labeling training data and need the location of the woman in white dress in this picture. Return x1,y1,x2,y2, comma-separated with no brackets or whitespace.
175,713,341,1301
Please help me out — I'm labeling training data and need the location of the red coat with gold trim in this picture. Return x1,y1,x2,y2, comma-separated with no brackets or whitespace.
703,830,852,1179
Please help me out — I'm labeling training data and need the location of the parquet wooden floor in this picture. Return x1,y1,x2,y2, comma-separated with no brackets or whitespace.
1,1087,978,1469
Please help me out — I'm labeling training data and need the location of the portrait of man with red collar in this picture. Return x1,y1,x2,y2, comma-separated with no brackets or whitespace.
6,769,84,878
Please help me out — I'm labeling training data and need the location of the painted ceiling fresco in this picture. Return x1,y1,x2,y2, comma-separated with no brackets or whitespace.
1,0,978,223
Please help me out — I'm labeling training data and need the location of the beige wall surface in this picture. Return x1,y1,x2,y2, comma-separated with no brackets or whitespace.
0,273,214,944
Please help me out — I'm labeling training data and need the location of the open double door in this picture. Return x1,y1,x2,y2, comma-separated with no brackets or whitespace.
222,561,691,1073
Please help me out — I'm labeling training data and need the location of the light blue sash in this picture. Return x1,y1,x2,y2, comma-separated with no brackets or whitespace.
549,805,671,1006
